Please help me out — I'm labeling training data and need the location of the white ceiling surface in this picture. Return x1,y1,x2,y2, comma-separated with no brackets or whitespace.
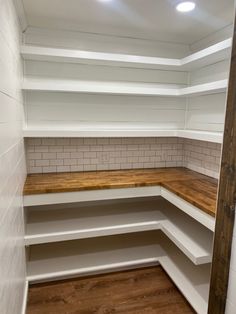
22,0,234,44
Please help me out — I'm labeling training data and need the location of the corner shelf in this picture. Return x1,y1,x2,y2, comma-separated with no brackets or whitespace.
27,231,210,314
21,38,232,71
22,78,228,97
22,127,223,144
25,198,213,265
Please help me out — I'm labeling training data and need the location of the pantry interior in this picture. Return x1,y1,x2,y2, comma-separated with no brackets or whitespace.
1,0,236,313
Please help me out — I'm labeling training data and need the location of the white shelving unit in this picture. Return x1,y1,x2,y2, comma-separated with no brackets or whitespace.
22,78,228,97
21,38,232,71
22,38,230,143
25,198,213,265
27,231,211,314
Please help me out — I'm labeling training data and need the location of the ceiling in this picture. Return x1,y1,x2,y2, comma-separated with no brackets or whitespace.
22,0,234,45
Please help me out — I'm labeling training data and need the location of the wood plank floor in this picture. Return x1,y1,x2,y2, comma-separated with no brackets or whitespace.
27,267,195,314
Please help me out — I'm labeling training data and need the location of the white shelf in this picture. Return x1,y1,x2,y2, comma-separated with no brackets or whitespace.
177,130,223,143
21,38,232,71
22,78,228,97
27,231,210,314
22,127,223,143
23,186,215,232
25,198,213,265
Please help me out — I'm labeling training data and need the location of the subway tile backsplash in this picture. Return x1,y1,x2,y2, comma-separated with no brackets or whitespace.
25,137,221,178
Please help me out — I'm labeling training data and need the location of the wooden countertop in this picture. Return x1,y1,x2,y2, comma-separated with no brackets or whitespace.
24,168,218,217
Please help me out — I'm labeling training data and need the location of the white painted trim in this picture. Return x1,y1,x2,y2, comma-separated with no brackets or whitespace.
22,128,223,143
13,0,28,32
22,78,228,97
23,128,178,138
23,186,161,206
177,130,223,143
161,187,215,231
21,38,232,70
21,280,28,314
27,257,159,282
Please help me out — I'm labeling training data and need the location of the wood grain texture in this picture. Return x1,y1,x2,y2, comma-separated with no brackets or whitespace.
23,167,218,217
208,13,236,314
26,266,195,314
162,178,217,217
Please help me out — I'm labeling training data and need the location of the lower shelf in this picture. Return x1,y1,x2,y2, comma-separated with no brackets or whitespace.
27,231,210,314
25,197,213,265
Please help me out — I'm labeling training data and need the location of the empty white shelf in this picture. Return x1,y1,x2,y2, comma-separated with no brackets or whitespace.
27,231,210,314
21,38,232,71
22,78,228,97
25,198,213,265
22,127,223,143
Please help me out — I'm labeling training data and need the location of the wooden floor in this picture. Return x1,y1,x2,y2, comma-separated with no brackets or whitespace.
27,266,195,314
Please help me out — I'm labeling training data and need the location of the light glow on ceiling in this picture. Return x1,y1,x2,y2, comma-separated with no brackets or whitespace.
97,0,113,3
176,2,196,13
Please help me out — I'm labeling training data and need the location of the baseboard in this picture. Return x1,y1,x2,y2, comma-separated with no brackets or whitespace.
21,280,28,314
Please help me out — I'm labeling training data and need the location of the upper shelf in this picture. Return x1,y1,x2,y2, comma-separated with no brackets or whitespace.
22,78,228,97
21,38,232,71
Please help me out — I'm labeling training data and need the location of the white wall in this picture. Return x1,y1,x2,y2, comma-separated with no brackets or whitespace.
0,1,26,314
226,225,236,313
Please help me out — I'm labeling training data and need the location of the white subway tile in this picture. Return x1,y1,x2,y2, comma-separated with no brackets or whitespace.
71,165,84,172
35,160,50,167
64,159,77,166
57,166,70,172
34,145,49,153
42,153,57,160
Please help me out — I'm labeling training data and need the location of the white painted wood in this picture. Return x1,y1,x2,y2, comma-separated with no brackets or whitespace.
177,130,223,143
227,267,236,310
180,80,228,97
23,186,162,206
24,26,190,58
23,128,178,138
22,78,228,97
0,2,27,314
27,232,210,314
23,185,215,231
24,59,188,85
189,60,229,86
13,0,28,32
21,45,180,70
21,281,29,314
225,299,236,314
22,78,180,96
185,93,227,133
25,198,213,264
161,188,215,231
24,91,186,132
22,127,223,143
21,38,232,71
181,38,232,70
159,236,210,314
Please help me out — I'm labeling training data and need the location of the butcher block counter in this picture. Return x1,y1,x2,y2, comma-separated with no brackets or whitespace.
23,167,218,217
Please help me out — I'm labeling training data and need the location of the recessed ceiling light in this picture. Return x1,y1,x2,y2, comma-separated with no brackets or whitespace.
176,1,196,12
98,0,112,2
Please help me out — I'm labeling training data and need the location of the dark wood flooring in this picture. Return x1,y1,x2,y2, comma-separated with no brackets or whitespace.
27,266,195,314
